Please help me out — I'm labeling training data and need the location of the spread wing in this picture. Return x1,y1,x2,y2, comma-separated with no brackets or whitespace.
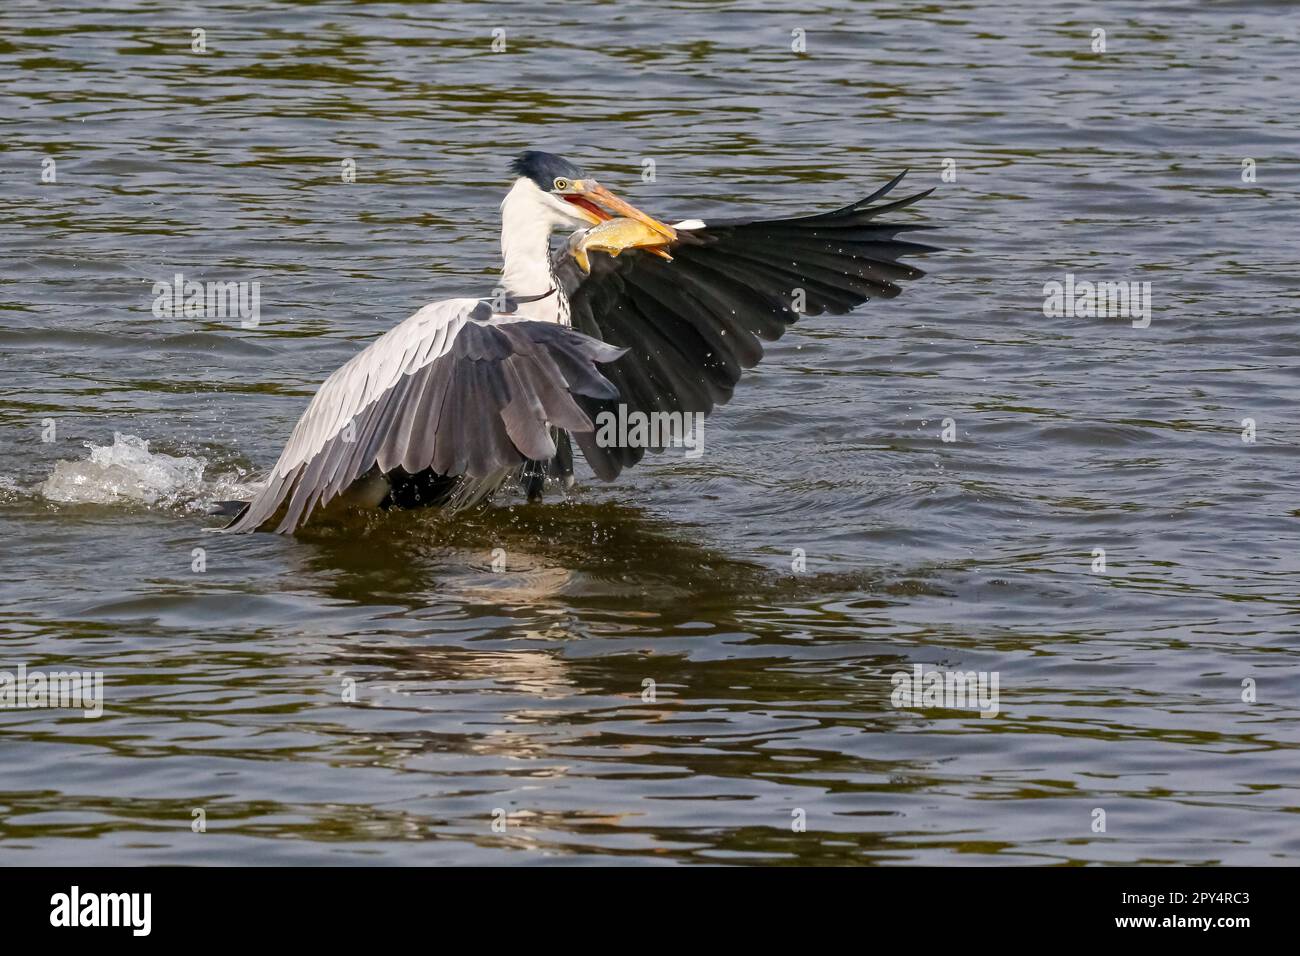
555,172,938,479
221,297,625,534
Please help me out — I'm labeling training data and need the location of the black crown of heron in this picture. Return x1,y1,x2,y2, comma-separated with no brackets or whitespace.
218,151,937,534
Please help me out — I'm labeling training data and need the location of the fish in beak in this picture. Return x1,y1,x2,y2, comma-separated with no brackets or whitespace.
559,180,677,270
560,180,678,241
568,217,679,272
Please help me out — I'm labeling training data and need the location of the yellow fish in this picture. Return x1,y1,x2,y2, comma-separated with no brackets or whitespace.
568,217,675,273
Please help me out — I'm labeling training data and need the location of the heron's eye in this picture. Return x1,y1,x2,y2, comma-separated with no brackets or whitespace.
553,178,570,192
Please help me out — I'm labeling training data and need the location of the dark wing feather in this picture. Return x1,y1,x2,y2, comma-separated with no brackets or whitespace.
220,318,624,534
557,172,938,479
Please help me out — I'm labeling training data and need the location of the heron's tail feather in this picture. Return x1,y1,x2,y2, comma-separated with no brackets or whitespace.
209,499,251,519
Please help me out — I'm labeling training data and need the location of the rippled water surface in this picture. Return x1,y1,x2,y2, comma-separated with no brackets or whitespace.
2,0,1298,865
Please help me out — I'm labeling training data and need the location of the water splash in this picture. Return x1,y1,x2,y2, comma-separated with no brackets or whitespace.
39,433,253,513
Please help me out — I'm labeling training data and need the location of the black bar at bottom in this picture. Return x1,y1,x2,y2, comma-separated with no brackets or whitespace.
0,865,1280,941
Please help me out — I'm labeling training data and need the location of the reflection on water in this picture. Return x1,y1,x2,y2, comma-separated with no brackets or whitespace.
2,0,1299,865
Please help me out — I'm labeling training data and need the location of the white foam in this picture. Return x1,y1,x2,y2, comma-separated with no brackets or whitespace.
39,433,255,513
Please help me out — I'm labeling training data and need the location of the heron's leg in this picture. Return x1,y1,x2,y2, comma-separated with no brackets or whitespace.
548,430,575,490
520,459,545,502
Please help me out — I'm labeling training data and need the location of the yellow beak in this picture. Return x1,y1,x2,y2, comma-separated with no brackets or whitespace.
562,180,678,241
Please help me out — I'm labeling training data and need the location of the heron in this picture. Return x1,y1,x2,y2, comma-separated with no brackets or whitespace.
218,150,936,534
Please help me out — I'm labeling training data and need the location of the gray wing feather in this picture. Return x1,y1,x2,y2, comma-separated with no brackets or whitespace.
220,304,625,534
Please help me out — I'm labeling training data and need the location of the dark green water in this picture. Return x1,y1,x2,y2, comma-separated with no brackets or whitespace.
1,0,1298,864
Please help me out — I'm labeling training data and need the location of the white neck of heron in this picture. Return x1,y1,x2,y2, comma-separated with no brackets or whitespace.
499,178,577,317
